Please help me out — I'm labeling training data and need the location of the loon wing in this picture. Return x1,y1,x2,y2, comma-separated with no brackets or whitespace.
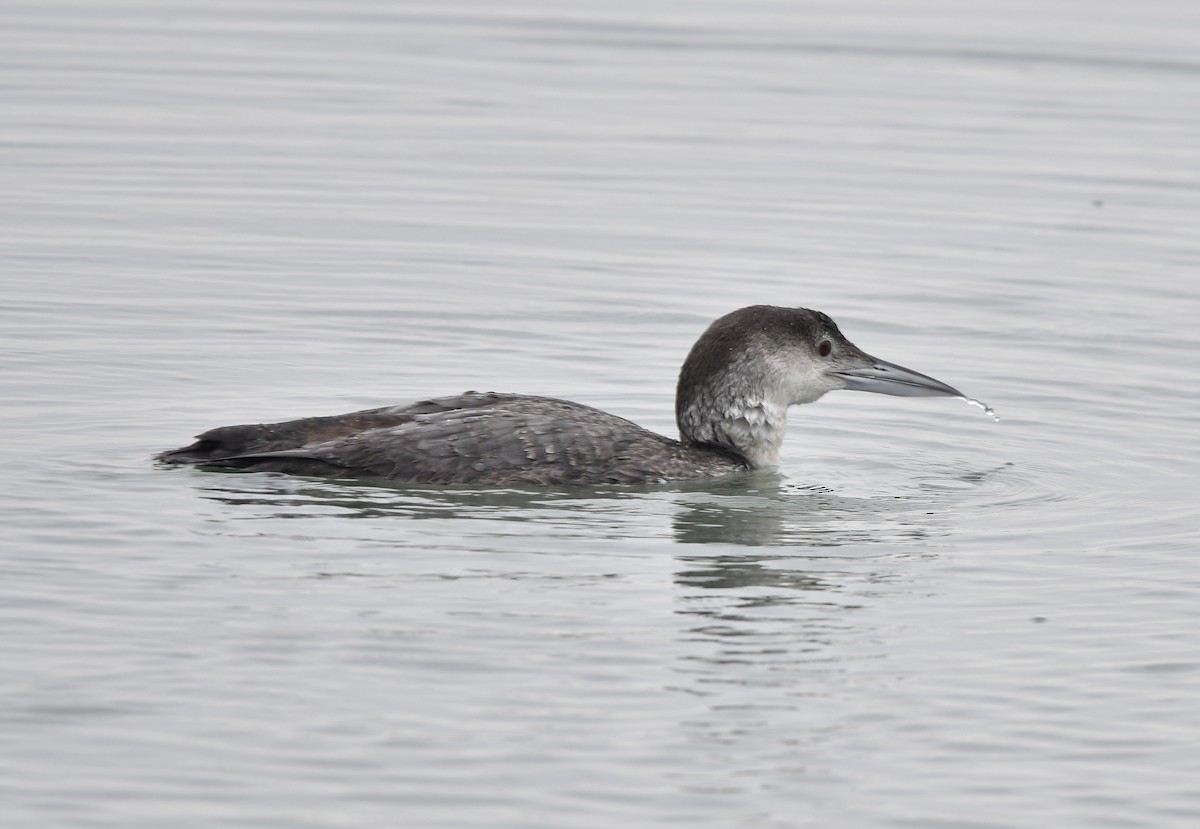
159,392,700,485
157,392,508,464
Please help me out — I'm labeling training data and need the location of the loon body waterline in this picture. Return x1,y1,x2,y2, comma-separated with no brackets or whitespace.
158,305,966,486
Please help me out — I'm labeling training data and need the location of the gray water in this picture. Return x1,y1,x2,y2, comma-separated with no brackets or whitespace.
3,1,1199,827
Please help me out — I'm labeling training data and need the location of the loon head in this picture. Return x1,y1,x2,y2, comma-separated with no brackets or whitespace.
675,305,963,468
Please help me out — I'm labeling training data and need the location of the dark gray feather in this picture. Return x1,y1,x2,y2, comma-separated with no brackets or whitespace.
159,392,745,485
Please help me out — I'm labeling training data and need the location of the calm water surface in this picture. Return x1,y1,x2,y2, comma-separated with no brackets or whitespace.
3,1,1199,827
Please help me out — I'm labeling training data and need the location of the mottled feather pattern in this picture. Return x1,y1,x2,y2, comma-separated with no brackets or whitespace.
159,392,746,485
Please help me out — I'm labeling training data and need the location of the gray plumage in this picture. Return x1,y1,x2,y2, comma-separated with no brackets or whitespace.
158,305,965,486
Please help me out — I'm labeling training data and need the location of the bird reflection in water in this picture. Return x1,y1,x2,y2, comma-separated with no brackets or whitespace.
192,469,948,551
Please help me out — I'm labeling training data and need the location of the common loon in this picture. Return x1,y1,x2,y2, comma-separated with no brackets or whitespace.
158,305,966,485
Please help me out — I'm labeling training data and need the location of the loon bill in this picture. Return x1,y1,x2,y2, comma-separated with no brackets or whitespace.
158,305,969,486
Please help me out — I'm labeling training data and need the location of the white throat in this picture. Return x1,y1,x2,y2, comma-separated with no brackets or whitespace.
682,400,789,468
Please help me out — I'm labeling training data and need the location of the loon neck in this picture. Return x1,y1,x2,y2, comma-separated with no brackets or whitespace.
674,305,838,469
677,397,789,469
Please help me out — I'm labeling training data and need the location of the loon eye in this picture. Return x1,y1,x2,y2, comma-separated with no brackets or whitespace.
818,339,833,358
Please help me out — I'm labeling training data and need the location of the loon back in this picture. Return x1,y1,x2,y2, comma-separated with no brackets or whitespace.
157,392,746,486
